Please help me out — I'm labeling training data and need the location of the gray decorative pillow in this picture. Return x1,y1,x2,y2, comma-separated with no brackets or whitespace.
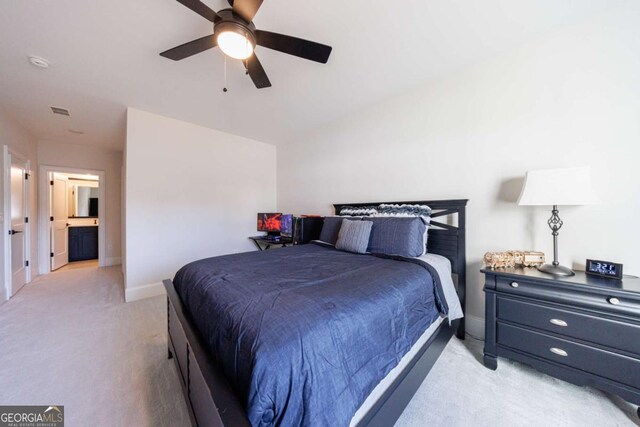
365,217,427,257
335,219,373,254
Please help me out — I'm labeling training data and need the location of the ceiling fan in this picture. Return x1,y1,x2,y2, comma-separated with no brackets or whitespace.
160,0,333,89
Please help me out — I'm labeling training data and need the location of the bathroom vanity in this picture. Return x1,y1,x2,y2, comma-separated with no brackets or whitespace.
68,225,98,262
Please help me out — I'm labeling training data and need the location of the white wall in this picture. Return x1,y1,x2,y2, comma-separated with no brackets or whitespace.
124,108,276,302
38,140,123,266
0,107,39,303
277,5,640,337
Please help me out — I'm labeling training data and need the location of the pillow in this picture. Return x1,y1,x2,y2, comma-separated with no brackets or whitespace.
364,217,427,257
375,204,431,223
337,206,378,217
372,204,431,253
332,203,432,251
335,219,373,254
318,217,348,245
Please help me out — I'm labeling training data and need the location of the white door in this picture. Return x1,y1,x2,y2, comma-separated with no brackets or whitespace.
10,160,27,295
51,173,69,271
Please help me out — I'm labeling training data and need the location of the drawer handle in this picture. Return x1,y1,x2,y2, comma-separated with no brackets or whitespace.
550,347,568,357
550,319,568,327
510,282,519,288
608,297,620,305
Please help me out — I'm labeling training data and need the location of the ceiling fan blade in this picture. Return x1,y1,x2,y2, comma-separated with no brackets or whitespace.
232,0,263,22
160,35,217,61
255,30,332,64
176,0,219,22
246,54,271,89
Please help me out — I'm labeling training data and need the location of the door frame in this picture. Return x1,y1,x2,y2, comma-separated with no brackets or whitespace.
38,165,106,275
2,146,31,300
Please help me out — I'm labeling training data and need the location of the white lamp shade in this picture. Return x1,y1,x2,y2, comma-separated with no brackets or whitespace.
518,166,597,206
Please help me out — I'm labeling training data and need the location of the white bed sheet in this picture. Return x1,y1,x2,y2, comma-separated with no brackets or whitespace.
417,253,464,322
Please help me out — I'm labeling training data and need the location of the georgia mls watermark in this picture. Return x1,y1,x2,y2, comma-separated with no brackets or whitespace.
0,406,64,427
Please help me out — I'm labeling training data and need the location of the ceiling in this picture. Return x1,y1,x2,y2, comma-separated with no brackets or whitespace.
0,0,623,151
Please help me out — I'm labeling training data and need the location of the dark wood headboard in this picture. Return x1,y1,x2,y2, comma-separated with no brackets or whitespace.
333,199,468,338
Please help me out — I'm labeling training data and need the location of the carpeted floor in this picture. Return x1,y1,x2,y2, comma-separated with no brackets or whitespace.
0,266,191,426
56,259,99,272
0,265,637,426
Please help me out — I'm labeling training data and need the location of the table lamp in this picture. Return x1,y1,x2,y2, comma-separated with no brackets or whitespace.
517,167,596,276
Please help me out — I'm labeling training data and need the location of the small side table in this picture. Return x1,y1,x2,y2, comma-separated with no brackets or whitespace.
249,236,293,251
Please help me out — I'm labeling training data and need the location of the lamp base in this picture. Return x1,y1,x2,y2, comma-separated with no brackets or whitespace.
537,264,575,277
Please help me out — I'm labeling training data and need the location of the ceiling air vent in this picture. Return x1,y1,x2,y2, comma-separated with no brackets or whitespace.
50,106,70,116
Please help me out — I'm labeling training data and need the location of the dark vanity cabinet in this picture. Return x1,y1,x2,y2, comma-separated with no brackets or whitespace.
68,226,98,261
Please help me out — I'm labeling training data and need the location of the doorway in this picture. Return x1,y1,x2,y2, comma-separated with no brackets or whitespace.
38,166,106,275
2,146,31,299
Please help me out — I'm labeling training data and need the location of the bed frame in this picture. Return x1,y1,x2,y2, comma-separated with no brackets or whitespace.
163,199,467,427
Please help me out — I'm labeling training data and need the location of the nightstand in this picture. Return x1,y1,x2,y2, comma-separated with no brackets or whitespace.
482,267,640,418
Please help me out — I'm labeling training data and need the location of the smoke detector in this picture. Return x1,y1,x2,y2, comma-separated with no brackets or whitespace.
28,56,50,68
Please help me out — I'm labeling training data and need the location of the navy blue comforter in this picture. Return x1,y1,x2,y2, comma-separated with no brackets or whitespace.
173,243,447,427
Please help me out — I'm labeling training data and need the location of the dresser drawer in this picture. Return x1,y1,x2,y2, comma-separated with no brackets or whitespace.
495,277,640,317
498,297,640,356
498,323,640,388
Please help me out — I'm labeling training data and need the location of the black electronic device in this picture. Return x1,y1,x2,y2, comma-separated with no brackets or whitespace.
257,213,281,237
585,259,623,280
280,214,293,237
293,217,324,244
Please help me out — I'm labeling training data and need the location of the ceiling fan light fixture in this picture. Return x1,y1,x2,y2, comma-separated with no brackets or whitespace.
160,1,332,89
216,22,255,60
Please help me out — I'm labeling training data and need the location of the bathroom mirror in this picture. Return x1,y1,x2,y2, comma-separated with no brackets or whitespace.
69,183,99,218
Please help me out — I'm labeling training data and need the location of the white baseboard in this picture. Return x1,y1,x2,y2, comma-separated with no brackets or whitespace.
125,281,166,302
105,257,122,267
465,314,485,341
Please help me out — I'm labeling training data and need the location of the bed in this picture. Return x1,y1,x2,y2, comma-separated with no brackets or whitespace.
163,199,467,427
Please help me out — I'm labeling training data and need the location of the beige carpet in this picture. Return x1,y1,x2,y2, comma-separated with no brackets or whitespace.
55,259,99,272
0,265,191,426
397,335,639,427
0,265,637,426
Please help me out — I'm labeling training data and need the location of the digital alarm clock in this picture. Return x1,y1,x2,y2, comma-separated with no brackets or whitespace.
585,259,623,280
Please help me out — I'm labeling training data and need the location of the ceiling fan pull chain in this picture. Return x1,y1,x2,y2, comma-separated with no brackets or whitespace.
223,55,228,93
